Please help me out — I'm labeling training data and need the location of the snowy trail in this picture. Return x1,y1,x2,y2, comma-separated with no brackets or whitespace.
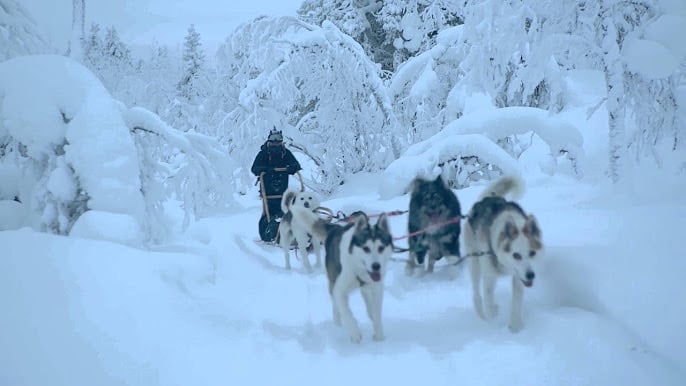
183,191,684,385
2,179,685,386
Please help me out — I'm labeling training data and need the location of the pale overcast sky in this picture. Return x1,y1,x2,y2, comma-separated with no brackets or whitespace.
22,0,304,51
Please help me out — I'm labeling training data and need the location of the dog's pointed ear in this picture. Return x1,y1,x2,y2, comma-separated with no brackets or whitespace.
523,215,540,237
354,213,369,230
503,219,519,240
376,213,390,233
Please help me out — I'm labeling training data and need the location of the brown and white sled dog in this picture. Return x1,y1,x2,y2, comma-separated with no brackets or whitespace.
288,206,393,343
464,175,543,333
277,189,322,272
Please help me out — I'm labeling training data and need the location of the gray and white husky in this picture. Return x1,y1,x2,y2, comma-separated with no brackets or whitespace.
277,189,322,272
464,175,543,333
288,206,393,343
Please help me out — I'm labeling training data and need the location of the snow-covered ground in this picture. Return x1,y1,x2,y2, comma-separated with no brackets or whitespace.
2,4,685,384
2,172,685,386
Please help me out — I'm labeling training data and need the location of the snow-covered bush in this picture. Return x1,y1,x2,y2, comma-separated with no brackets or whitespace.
0,55,236,243
0,55,146,236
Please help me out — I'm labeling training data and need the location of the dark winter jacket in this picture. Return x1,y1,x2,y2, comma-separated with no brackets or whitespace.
251,142,302,197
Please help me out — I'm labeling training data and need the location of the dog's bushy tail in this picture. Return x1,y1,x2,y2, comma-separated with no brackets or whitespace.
478,175,525,200
281,189,298,214
288,205,328,242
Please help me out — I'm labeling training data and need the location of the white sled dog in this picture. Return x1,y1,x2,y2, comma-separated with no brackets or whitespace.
277,189,323,272
464,175,543,333
289,206,393,343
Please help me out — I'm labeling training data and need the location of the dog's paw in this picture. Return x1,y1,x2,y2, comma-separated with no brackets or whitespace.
484,302,499,319
349,330,363,344
473,297,486,320
284,263,291,270
404,264,415,276
373,332,385,342
475,306,486,320
508,320,523,333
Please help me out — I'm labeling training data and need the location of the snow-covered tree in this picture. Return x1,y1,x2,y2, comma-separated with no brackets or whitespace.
216,16,400,193
376,0,464,71
178,24,206,101
138,41,179,114
298,0,463,73
0,55,236,243
123,106,238,234
0,0,51,61
171,24,212,133
82,25,133,86
389,26,467,143
591,0,686,181
80,24,151,107
82,23,103,69
456,0,577,111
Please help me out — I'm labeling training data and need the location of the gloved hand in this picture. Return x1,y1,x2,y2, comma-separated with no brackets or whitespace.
286,165,299,175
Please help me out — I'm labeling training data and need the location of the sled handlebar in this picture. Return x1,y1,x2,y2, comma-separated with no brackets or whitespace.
258,171,305,221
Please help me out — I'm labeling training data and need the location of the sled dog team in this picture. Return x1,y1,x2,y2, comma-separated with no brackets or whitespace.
277,174,543,342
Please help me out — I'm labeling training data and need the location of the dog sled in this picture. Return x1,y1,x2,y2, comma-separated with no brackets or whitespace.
257,169,305,243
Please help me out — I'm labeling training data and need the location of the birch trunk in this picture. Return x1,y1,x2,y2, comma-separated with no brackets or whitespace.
600,12,626,183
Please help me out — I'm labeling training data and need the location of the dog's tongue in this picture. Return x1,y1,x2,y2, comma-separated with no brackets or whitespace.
369,271,381,282
522,279,534,288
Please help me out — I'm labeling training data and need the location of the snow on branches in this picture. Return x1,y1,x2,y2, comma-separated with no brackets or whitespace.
380,106,584,198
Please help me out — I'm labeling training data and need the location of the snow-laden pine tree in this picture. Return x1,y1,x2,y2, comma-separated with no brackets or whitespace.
178,24,206,102
172,24,211,133
82,23,103,70
81,24,143,104
135,41,183,120
0,0,51,61
216,16,400,193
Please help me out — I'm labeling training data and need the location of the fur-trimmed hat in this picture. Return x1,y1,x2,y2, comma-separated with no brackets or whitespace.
267,129,283,143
